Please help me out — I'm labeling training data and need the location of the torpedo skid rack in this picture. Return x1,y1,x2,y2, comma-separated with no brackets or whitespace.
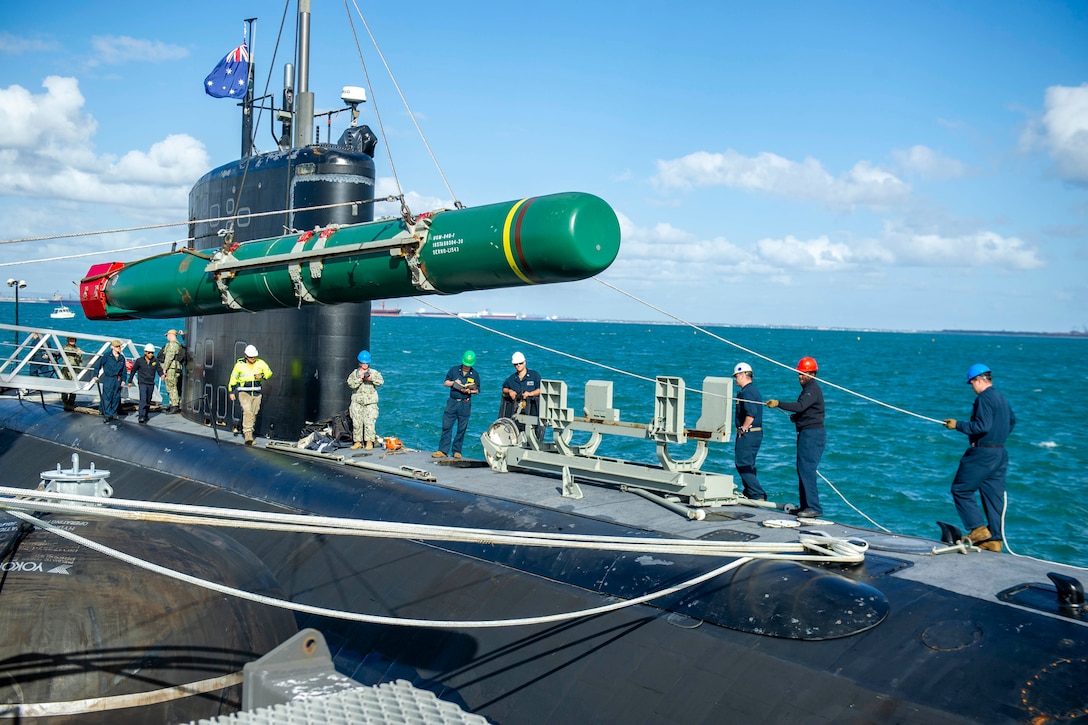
481,376,738,512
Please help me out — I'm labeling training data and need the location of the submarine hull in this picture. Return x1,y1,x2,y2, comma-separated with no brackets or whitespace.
2,404,1084,724
0,506,298,722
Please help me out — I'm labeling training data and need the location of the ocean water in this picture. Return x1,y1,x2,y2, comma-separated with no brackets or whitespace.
7,301,1087,568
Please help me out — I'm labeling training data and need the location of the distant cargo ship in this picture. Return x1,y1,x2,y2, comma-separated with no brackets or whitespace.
453,309,518,320
372,302,401,317
477,310,517,320
415,308,454,318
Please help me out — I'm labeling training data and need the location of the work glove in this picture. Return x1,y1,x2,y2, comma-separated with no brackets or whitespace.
766,399,779,408
944,419,957,430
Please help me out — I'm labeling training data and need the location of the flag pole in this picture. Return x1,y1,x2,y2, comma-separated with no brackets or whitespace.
241,18,257,158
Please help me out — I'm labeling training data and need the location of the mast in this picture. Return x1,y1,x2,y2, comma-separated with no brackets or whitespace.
293,0,314,148
183,0,379,439
241,18,256,157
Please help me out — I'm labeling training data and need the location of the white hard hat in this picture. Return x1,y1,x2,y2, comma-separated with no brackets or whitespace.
733,362,752,375
244,344,259,358
511,351,526,364
144,343,155,353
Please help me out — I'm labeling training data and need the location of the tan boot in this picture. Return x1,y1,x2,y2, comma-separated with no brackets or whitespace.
365,441,373,450
978,540,1003,552
350,442,363,450
967,526,992,544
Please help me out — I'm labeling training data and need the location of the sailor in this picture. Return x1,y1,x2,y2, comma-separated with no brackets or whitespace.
60,336,84,410
347,350,384,450
27,333,55,378
128,343,164,424
229,344,273,445
434,350,481,459
943,364,1016,552
501,351,542,421
92,339,127,423
732,362,766,501
161,329,184,413
767,356,825,518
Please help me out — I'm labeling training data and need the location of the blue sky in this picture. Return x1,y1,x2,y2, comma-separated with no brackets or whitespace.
1,1,1086,332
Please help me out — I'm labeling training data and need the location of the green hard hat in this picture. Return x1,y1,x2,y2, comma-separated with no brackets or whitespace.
462,350,476,366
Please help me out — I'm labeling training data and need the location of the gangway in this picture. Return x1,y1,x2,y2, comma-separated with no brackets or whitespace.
0,324,152,405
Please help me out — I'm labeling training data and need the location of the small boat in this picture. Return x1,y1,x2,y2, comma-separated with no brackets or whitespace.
49,305,75,319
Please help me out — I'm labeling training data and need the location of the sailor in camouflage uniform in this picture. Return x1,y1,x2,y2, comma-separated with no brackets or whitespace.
162,329,184,413
346,350,384,450
60,336,84,410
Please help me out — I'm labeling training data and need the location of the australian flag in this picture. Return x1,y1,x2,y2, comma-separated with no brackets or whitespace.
204,43,250,99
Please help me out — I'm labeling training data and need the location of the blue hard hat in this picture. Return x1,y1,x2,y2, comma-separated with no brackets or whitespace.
358,350,372,364
966,363,990,382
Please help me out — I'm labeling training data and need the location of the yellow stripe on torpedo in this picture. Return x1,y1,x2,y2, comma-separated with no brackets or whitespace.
502,198,534,285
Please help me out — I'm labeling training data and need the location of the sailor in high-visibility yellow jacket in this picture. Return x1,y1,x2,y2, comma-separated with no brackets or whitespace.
228,344,274,445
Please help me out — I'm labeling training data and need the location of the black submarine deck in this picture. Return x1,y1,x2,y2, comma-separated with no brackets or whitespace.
2,393,1086,724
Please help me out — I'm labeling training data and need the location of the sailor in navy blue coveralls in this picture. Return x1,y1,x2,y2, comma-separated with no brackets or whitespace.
94,340,127,422
944,367,1015,549
768,359,825,517
437,358,480,458
732,364,765,500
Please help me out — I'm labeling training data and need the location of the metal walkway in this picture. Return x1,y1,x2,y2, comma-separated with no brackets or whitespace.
0,323,155,403
186,630,486,725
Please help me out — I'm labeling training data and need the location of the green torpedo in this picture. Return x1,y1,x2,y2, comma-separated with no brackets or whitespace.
80,192,620,320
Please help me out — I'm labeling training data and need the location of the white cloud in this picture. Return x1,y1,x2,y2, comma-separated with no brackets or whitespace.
892,145,965,180
1021,83,1088,184
756,235,859,271
109,135,210,185
881,222,1043,270
748,225,1040,273
611,207,1041,278
373,177,451,219
0,76,95,150
653,149,911,211
0,77,208,211
609,212,780,282
89,35,189,66
0,32,58,55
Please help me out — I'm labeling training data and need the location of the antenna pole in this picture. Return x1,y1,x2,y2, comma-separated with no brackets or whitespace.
293,0,314,148
241,18,257,157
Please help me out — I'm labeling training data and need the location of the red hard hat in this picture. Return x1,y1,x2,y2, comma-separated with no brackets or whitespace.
797,357,818,373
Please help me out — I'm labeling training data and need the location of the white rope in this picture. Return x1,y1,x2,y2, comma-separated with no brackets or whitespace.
0,198,388,247
0,241,176,268
0,672,242,718
0,488,865,562
345,0,460,208
7,508,756,628
412,297,660,387
594,277,944,424
816,470,892,533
